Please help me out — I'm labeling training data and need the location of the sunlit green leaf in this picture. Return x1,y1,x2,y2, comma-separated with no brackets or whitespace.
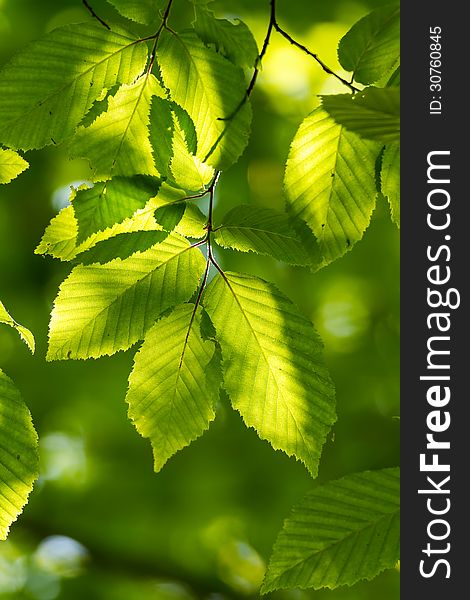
0,23,148,150
73,176,160,243
285,108,380,268
107,0,165,24
0,300,35,353
193,5,258,69
75,230,169,265
381,143,400,227
0,149,28,184
338,4,400,85
321,87,400,143
47,234,206,360
203,272,336,477
157,30,252,170
262,468,400,593
127,303,219,472
72,74,164,180
0,370,38,540
214,205,321,266
154,203,186,232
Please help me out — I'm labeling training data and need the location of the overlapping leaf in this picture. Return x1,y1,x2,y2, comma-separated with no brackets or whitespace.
203,272,336,477
73,176,160,243
0,23,148,150
262,468,400,592
284,108,380,267
127,303,220,472
322,87,400,144
381,143,400,227
76,230,169,265
214,205,321,266
338,4,400,85
0,370,38,540
72,74,164,180
157,30,252,170
0,301,35,353
0,149,28,184
47,234,206,360
193,5,258,69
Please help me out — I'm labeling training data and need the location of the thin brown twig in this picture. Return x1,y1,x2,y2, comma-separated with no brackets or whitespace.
82,0,110,30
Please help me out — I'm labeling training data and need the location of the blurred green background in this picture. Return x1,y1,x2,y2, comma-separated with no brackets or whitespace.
0,0,399,598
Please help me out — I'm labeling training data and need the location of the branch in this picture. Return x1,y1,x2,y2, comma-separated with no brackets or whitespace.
147,0,175,73
82,0,110,30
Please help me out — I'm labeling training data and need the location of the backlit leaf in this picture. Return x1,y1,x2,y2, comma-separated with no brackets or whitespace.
381,143,400,227
157,30,252,170
214,205,321,266
72,74,164,180
203,272,336,477
75,230,169,265
262,468,400,592
338,4,400,85
0,23,147,150
284,108,380,267
321,87,400,144
0,370,38,540
0,300,35,353
0,149,28,184
127,303,219,472
47,234,206,360
107,0,165,24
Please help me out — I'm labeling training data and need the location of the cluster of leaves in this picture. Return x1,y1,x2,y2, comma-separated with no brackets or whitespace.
0,0,400,594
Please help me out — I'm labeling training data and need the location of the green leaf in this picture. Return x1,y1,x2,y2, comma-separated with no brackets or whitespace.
262,468,400,593
174,203,207,239
338,4,400,85
107,0,164,24
47,234,206,360
193,5,259,69
214,205,321,266
72,74,164,180
387,66,400,87
75,230,169,265
127,303,219,472
0,300,35,353
154,204,186,232
73,176,160,243
284,108,380,268
0,149,28,184
157,30,252,170
381,143,400,227
0,23,148,150
321,87,400,144
0,370,38,540
203,272,336,478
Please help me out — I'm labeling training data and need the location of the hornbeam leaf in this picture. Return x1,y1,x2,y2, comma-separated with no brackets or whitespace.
0,149,28,184
0,23,148,150
0,370,38,540
75,230,169,265
107,0,165,24
284,108,380,268
193,5,259,69
157,30,252,170
214,205,321,266
321,88,400,144
73,176,160,243
203,272,336,477
381,143,400,227
72,74,164,180
0,300,35,353
47,234,206,360
338,4,400,85
127,303,219,472
262,468,400,593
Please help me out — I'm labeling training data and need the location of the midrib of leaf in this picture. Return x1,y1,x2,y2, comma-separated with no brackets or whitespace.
52,243,196,356
351,10,399,82
6,37,146,132
273,509,398,587
216,272,312,458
